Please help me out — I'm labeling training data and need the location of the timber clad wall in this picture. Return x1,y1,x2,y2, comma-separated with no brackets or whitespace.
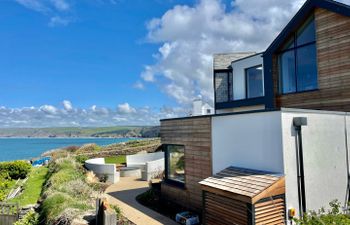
160,117,212,212
255,197,285,225
273,8,350,111
204,192,248,225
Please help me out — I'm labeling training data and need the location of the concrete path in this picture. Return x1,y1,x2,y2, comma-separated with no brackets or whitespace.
105,177,178,225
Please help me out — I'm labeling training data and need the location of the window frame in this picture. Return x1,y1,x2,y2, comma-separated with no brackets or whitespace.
278,15,318,95
163,144,186,188
245,64,264,99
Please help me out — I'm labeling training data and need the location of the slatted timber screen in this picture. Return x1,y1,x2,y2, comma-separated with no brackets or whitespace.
0,203,19,225
204,192,249,225
273,8,350,111
255,197,285,225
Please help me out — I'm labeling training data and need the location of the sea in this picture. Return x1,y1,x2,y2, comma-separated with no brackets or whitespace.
0,137,137,162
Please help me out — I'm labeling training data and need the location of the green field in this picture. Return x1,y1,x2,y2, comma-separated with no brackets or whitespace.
105,155,126,164
0,126,159,138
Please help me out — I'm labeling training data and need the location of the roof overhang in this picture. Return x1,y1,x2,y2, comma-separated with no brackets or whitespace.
264,0,350,56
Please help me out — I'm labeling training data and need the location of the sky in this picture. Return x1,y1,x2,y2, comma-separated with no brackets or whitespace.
1,0,349,127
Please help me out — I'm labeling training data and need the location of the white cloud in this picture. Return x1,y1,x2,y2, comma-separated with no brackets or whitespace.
141,0,350,105
0,101,187,127
50,0,70,11
15,0,72,27
62,100,73,111
117,103,136,114
48,16,71,27
133,81,145,90
40,105,58,114
15,0,49,13
141,66,156,82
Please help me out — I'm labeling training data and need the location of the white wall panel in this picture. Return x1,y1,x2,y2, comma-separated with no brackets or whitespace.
212,111,283,174
232,54,264,100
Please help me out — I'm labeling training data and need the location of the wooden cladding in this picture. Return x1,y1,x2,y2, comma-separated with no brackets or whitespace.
204,192,249,225
160,117,212,212
255,197,285,225
203,193,286,225
201,167,286,225
273,8,350,111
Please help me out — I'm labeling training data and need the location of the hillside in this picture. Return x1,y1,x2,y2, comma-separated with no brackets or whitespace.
0,126,160,138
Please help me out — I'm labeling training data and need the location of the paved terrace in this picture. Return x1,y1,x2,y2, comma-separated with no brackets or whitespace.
105,177,177,225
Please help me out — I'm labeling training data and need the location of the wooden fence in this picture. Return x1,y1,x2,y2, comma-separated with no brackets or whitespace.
0,203,19,225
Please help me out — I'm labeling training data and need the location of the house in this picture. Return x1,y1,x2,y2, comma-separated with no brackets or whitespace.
191,97,214,116
215,0,350,113
160,0,350,224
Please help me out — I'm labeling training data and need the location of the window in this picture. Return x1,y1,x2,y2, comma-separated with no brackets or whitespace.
165,145,185,184
279,16,318,94
246,65,264,98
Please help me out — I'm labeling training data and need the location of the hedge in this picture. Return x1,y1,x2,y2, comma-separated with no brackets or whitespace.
0,160,31,179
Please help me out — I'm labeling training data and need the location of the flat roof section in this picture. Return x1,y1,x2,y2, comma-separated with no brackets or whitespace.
160,107,350,122
213,52,256,70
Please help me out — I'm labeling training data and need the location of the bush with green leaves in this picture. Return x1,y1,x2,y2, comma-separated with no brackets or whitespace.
111,204,122,218
0,160,31,179
14,210,39,225
294,200,350,225
75,155,89,164
0,171,12,201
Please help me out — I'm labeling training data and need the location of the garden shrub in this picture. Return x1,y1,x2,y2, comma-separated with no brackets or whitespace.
294,200,350,225
111,204,122,218
75,155,89,164
0,161,31,179
0,171,12,201
14,210,39,225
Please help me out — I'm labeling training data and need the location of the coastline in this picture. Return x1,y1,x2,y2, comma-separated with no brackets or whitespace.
0,137,146,162
0,136,141,139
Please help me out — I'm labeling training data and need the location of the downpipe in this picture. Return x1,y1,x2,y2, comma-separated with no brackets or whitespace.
293,117,308,218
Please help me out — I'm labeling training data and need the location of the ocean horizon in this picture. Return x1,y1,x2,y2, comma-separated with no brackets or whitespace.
0,137,137,162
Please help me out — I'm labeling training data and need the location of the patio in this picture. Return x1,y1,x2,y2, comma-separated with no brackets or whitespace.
105,177,177,225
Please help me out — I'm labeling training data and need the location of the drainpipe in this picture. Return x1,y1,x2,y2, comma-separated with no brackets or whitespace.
293,117,308,218
344,116,350,208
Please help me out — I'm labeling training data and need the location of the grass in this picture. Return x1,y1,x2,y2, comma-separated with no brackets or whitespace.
39,157,99,224
10,166,48,207
105,155,126,164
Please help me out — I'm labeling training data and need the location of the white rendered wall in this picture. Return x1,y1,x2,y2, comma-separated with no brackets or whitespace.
85,158,119,183
192,99,202,116
212,109,350,222
232,54,264,100
281,109,349,218
127,152,165,181
211,111,284,174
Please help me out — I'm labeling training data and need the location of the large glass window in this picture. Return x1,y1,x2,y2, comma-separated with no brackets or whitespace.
246,65,264,98
279,16,318,94
280,50,296,93
297,44,318,91
165,145,185,184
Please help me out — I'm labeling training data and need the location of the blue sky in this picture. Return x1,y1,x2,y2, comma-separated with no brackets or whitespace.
3,0,344,127
0,0,193,109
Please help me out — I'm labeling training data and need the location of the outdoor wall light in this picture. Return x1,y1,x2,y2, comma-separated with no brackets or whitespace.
288,207,296,218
